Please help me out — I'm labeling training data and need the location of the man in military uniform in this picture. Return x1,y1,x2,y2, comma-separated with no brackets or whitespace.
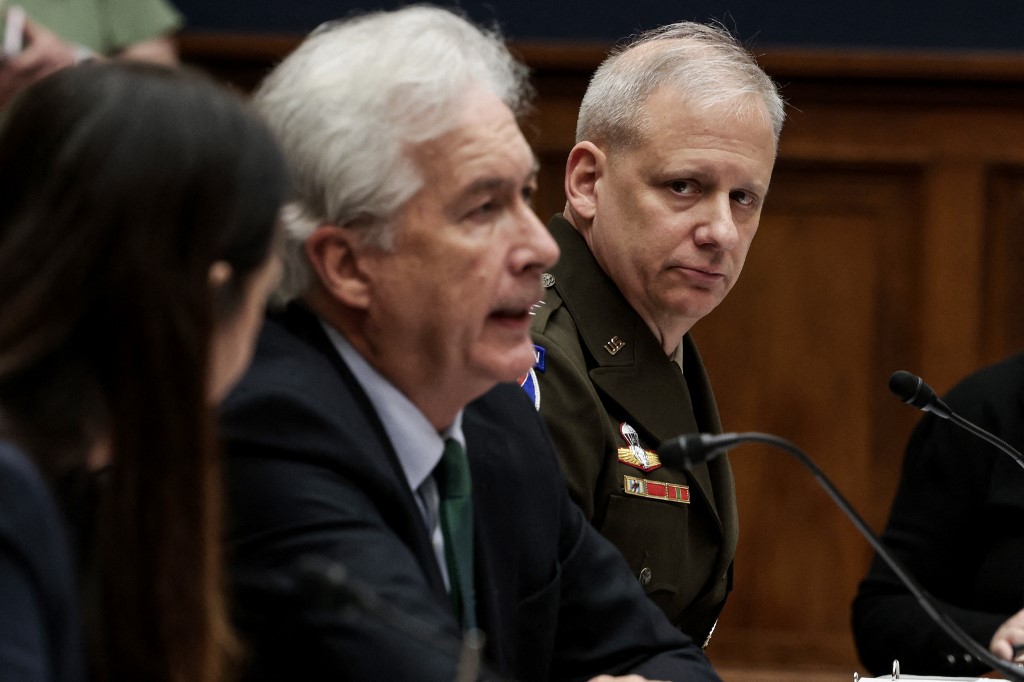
529,22,784,647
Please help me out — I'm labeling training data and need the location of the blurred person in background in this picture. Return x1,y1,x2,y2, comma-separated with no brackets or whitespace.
0,0,182,109
0,61,287,681
853,355,1024,676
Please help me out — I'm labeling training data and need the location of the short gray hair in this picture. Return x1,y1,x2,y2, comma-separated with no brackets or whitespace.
576,22,785,151
252,5,531,305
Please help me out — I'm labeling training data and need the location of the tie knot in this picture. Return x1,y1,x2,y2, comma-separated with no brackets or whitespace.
436,438,471,500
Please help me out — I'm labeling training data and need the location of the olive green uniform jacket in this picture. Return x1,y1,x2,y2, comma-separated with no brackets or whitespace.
529,215,739,646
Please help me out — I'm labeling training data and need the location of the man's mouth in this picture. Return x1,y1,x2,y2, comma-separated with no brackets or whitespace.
489,306,532,321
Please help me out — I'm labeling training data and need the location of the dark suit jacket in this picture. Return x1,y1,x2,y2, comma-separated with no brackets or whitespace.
852,354,1024,677
529,215,738,643
0,439,84,682
220,304,721,681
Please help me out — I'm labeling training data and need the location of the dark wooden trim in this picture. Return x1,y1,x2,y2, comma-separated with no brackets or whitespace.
179,30,1024,82
759,46,1024,82
178,31,302,62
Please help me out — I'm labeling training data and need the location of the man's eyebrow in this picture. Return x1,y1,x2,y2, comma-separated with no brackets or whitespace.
462,161,540,197
462,177,513,197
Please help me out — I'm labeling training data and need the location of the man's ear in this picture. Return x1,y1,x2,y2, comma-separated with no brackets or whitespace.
305,225,372,309
565,141,605,223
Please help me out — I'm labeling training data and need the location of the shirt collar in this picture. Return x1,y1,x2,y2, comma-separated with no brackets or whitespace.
671,341,685,373
321,321,465,492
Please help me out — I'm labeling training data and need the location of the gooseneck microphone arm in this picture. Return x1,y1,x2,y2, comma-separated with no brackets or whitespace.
889,370,1024,470
658,432,1024,681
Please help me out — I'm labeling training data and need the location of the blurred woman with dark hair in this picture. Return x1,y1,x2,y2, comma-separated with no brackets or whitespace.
0,61,288,681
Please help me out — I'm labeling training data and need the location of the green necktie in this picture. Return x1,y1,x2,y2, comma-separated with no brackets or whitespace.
436,438,477,631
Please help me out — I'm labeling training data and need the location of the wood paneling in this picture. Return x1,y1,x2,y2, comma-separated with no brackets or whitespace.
180,34,1024,674
984,170,1024,365
696,163,925,668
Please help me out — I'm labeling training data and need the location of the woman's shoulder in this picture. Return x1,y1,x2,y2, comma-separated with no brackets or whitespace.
0,438,51,505
0,438,85,682
0,438,68,557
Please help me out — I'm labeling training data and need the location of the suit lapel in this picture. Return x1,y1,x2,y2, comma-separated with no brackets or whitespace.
459,401,511,670
277,304,449,596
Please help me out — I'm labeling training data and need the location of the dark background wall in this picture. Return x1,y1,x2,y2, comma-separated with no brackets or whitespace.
174,0,1024,51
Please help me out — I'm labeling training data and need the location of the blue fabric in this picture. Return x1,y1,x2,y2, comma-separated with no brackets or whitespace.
0,440,83,682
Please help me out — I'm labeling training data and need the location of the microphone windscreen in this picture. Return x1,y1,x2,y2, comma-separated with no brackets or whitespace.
656,436,693,469
889,370,927,407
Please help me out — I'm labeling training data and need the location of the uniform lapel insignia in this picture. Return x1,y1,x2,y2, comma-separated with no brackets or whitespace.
603,335,625,355
623,475,690,504
616,422,661,472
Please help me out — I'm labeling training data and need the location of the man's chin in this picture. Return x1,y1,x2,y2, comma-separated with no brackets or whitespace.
664,295,723,322
471,332,536,375
480,351,537,386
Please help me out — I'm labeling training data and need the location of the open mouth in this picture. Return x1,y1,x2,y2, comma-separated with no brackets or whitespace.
489,306,532,322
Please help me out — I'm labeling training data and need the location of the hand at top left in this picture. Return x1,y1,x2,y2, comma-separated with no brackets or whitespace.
0,15,78,109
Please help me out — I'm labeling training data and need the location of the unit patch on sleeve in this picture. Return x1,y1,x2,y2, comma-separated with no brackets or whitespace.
532,344,546,372
623,475,690,504
518,367,540,410
616,422,661,472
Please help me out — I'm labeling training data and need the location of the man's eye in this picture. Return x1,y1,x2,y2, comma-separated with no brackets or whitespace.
731,190,756,207
670,180,698,195
467,201,497,220
521,185,536,205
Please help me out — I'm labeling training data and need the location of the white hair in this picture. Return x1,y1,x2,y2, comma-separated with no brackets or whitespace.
252,5,531,305
576,22,785,151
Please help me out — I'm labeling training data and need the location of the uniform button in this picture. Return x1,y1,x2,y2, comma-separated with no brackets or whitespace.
639,567,652,586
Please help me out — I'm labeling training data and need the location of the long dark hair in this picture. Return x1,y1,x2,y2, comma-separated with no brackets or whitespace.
0,62,288,681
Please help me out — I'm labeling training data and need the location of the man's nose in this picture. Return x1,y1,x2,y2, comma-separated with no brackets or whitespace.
512,205,560,273
694,194,740,251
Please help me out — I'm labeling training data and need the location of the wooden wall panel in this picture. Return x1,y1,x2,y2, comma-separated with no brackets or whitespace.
693,164,925,668
984,169,1024,364
180,34,1024,675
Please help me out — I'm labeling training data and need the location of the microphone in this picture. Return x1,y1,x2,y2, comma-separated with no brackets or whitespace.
660,433,746,469
889,370,1024,470
658,432,1024,681
888,370,952,419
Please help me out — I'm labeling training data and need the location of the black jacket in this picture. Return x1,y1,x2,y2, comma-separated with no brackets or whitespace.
852,354,1024,676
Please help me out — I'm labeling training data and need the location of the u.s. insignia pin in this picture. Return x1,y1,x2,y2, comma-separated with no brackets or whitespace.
616,422,661,472
604,335,625,355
